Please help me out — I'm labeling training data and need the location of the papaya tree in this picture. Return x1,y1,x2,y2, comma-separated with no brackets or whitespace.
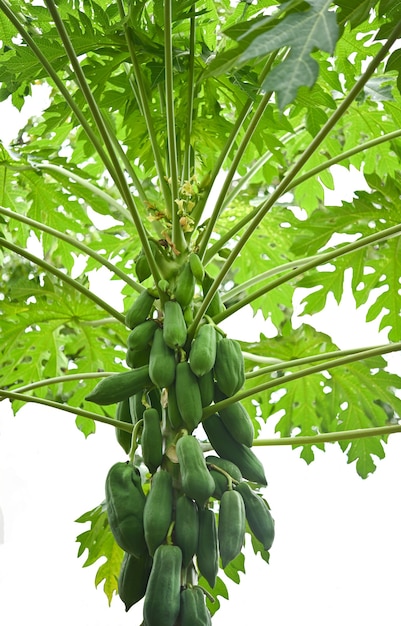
0,0,401,623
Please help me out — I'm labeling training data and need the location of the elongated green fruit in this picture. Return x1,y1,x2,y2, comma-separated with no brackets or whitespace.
202,414,267,485
147,387,162,418
166,384,184,429
127,319,158,351
143,544,182,626
175,361,203,431
205,455,243,482
205,455,242,499
135,251,151,282
197,508,218,588
85,366,151,405
125,289,155,329
129,391,146,423
198,370,215,407
118,551,152,612
218,489,245,568
115,398,133,454
235,482,275,550
143,470,173,556
141,408,163,475
189,324,217,377
174,261,195,308
173,495,199,568
189,252,205,282
176,435,215,507
179,586,211,625
163,300,187,348
105,462,147,557
214,337,245,396
202,273,225,318
126,345,151,369
149,327,176,388
217,396,255,448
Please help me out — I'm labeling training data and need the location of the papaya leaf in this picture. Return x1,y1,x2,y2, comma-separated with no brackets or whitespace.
199,574,229,616
238,0,339,109
75,503,124,605
248,527,271,565
223,550,246,584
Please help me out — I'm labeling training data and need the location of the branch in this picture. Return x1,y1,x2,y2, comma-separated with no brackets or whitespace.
193,20,401,328
35,163,134,223
244,342,395,380
0,0,118,180
206,127,401,247
288,128,401,191
252,424,401,447
117,0,171,209
0,389,133,433
1,371,116,397
182,13,196,184
43,1,163,289
215,221,401,323
0,238,125,324
220,256,321,303
197,89,273,259
0,205,142,293
164,0,186,253
203,341,401,418
43,0,130,201
193,55,277,232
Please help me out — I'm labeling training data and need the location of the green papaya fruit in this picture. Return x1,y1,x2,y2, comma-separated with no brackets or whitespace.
115,398,133,454
189,323,217,377
125,289,155,330
216,391,255,448
174,261,195,308
85,366,151,406
202,273,225,318
129,391,146,423
198,369,215,407
202,413,267,485
179,586,211,625
126,345,151,369
218,489,245,568
163,300,187,349
205,455,242,499
235,481,275,551
196,508,218,588
214,337,245,397
127,319,158,351
135,251,151,282
118,551,152,612
175,361,203,432
149,327,176,388
166,384,184,430
189,252,205,282
143,470,173,556
105,462,147,557
143,544,182,626
176,434,215,508
141,408,163,475
173,495,199,568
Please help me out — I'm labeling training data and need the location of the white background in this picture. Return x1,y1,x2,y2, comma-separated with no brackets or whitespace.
1,89,401,626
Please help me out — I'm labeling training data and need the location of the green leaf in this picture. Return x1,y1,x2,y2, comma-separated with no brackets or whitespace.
223,550,246,583
75,503,124,605
238,0,339,109
249,527,271,565
199,574,229,616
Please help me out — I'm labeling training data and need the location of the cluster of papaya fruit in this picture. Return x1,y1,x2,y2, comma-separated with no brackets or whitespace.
85,250,274,625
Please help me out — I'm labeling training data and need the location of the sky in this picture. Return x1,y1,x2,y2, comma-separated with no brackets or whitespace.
1,87,401,626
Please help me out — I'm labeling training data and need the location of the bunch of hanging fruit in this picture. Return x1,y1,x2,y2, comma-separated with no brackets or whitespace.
85,248,274,626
